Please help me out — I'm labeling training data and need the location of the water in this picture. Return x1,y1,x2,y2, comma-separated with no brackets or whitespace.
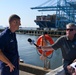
17,34,62,69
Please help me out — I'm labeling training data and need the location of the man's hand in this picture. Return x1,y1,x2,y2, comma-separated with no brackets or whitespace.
67,65,75,74
6,63,15,72
37,46,42,49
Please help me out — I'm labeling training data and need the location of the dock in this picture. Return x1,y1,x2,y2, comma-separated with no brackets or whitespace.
45,66,65,75
19,63,65,75
0,62,64,75
20,70,35,75
16,29,66,37
0,62,50,75
19,62,50,75
0,28,66,37
20,63,65,75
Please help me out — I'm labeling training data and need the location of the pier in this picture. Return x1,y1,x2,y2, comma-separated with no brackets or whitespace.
0,63,64,75
19,62,64,75
0,28,66,37
19,62,50,75
16,29,66,37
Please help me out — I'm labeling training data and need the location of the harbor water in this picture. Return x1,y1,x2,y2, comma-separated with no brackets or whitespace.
17,34,62,69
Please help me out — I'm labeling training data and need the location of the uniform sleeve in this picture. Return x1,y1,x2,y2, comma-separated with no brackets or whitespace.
0,36,5,50
51,36,63,50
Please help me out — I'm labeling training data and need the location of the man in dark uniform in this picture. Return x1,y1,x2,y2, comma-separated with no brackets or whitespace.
0,14,21,75
39,23,76,75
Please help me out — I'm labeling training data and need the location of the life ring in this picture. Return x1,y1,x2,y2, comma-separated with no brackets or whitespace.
36,34,54,57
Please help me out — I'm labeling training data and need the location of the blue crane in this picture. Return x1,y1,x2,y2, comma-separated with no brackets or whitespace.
31,0,76,28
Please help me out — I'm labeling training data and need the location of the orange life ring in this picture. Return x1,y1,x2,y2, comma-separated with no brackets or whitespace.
36,34,54,57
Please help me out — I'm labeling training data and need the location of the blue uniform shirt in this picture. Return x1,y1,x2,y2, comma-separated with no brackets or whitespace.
0,28,19,75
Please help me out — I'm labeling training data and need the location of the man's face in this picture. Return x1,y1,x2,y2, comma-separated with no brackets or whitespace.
15,19,21,29
66,25,76,38
11,19,21,31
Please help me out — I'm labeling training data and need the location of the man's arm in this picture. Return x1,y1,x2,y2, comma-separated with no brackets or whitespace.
40,46,54,51
0,50,15,72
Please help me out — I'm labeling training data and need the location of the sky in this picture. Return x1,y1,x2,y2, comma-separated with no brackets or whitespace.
0,0,56,27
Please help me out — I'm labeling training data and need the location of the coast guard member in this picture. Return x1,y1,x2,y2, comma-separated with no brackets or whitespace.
0,14,21,75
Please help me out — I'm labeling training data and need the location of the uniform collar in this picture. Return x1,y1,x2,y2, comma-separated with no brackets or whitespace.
6,27,15,34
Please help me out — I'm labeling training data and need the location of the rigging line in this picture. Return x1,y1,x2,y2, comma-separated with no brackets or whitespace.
37,0,51,7
42,0,57,7
51,0,57,6
41,0,53,6
48,0,57,6
47,1,57,6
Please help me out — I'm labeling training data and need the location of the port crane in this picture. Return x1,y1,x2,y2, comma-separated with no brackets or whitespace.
31,0,76,28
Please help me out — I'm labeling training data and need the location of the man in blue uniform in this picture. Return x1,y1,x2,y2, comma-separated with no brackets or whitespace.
39,23,76,75
0,14,21,75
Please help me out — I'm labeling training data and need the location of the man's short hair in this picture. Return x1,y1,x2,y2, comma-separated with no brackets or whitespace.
9,14,20,23
66,23,76,28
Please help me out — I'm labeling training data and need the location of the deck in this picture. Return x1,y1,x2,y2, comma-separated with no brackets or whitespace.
20,70,35,75
46,66,65,75
0,63,65,75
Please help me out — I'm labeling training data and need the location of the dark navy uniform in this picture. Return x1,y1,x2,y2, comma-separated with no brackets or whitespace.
52,35,76,75
0,28,19,75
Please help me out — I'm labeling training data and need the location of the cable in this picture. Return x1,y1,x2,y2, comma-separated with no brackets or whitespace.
37,0,51,7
